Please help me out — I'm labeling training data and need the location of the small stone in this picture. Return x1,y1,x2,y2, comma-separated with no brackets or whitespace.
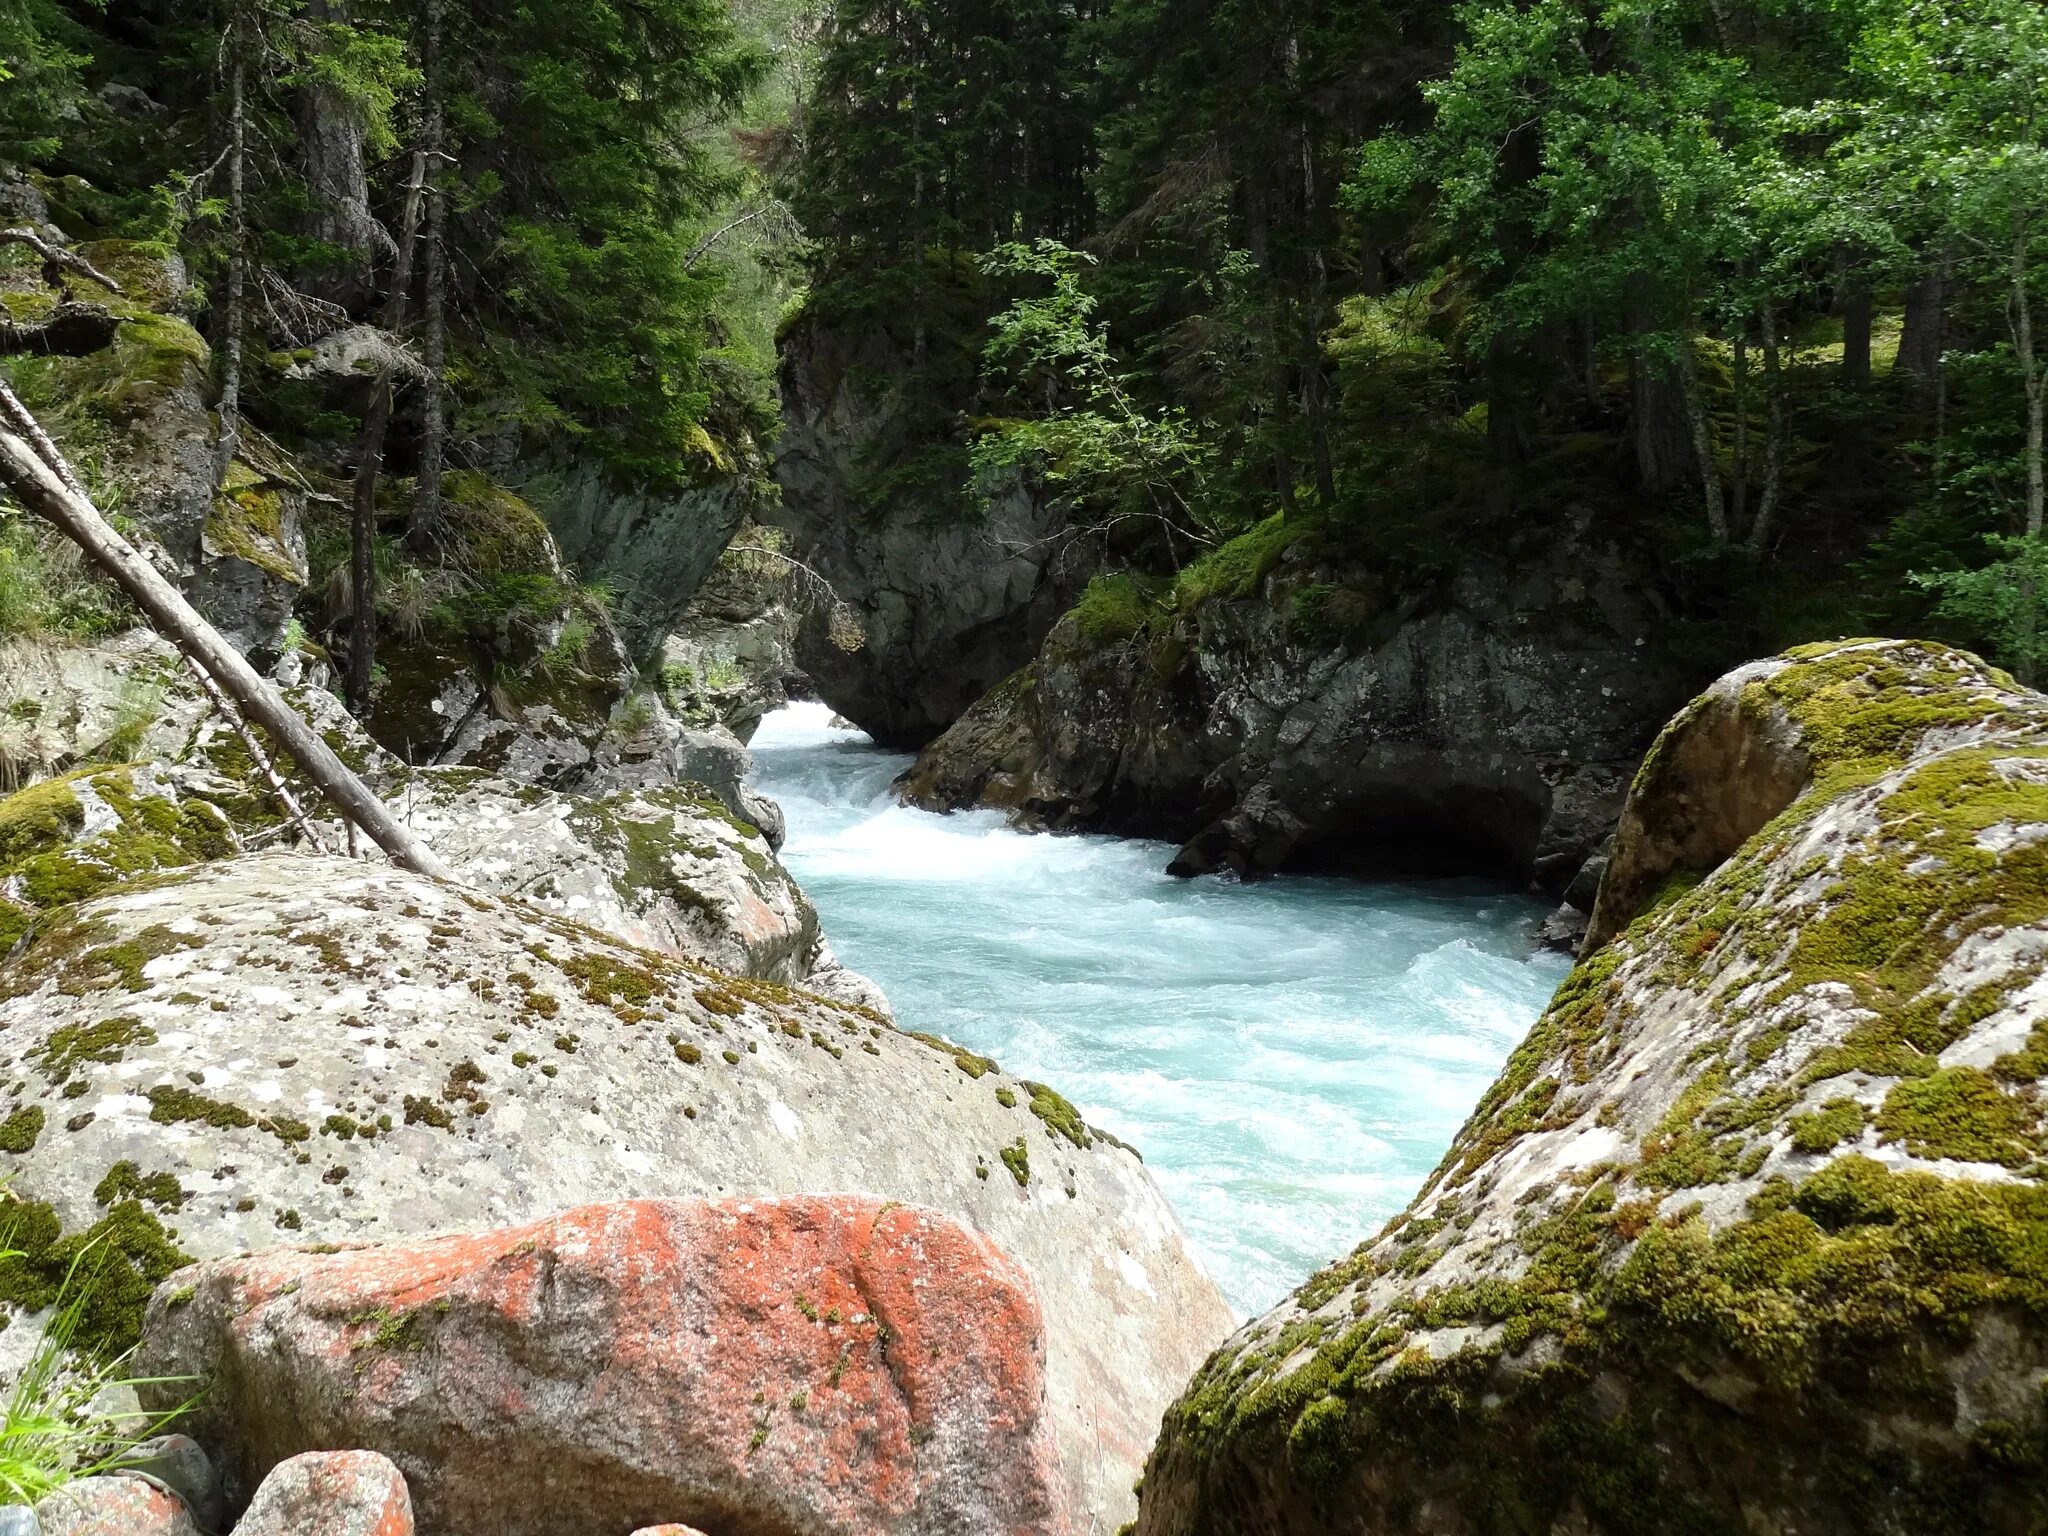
235,1451,411,1536
104,1434,221,1533
34,1476,196,1536
0,1506,39,1536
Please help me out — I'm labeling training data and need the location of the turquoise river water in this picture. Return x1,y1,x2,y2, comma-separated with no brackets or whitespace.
749,702,1571,1316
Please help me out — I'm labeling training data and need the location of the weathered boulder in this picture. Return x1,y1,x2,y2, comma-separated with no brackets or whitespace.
0,855,1231,1525
1132,638,2048,1536
902,525,1694,894
402,774,826,986
33,1477,196,1536
0,633,852,995
144,1197,1066,1536
771,306,1097,747
233,1451,412,1536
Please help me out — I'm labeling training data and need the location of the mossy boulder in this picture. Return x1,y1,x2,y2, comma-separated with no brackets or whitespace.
0,855,1232,1525
1134,639,2048,1536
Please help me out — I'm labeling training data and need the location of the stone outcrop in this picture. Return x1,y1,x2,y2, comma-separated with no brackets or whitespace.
658,523,807,742
0,241,307,657
771,307,1097,747
0,855,1232,1524
0,631,855,999
902,525,1694,896
1132,638,2048,1535
143,1197,1067,1536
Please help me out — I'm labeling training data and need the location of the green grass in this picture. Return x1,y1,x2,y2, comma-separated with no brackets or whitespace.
0,1222,197,1509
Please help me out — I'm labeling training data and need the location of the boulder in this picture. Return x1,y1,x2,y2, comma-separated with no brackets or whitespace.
33,1477,196,1536
143,1198,1066,1536
771,306,1098,747
901,526,1694,894
0,855,1232,1526
1132,639,2048,1536
233,1451,412,1536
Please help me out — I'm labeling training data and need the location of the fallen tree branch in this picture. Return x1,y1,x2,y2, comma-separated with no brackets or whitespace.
0,382,453,881
0,228,124,294
178,652,333,855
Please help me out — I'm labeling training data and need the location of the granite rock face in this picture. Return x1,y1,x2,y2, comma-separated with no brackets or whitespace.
902,530,1693,895
1133,639,2048,1536
0,856,1231,1526
144,1197,1067,1536
770,307,1097,748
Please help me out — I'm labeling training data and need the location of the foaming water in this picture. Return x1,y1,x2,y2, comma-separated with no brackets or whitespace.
750,702,1570,1315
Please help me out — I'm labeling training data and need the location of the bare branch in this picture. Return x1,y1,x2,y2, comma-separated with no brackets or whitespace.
0,229,124,294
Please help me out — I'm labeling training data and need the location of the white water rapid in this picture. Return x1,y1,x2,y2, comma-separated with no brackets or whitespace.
749,702,1572,1315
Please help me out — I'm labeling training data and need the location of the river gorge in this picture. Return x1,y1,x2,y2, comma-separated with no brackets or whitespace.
750,702,1572,1314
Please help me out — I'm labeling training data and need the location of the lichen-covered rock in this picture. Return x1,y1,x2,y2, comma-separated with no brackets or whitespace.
33,1476,197,1536
1134,639,2048,1536
0,633,858,994
143,1198,1066,1536
232,1451,412,1536
401,773,826,985
902,529,1691,894
660,523,807,742
0,855,1230,1524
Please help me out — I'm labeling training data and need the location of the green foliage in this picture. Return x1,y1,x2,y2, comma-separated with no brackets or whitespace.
972,240,1212,536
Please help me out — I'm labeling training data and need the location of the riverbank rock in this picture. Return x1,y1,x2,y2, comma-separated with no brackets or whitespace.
1132,638,2048,1536
143,1197,1067,1536
0,854,1231,1525
659,523,808,742
33,1478,197,1536
771,305,1097,747
232,1451,412,1536
901,525,1695,895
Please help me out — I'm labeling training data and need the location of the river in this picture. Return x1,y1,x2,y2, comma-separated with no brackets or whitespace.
749,702,1571,1316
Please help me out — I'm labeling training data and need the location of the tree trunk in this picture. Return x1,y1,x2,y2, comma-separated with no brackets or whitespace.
1747,304,1787,556
294,0,378,309
215,8,248,492
2015,219,2044,684
1630,342,1692,492
346,151,429,714
1841,277,1872,390
1731,328,1749,536
0,403,452,881
409,0,449,548
1674,336,1727,542
1899,265,1945,406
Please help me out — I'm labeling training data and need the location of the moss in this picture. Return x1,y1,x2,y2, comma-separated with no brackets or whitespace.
911,1031,997,1079
995,1087,1017,1108
146,1085,255,1132
1874,1067,2039,1167
0,1105,43,1153
92,1160,186,1211
1024,1081,1093,1149
0,1195,190,1359
0,777,84,864
999,1136,1031,1187
1067,573,1161,647
204,459,303,584
673,1039,703,1065
560,950,669,1012
403,1095,454,1129
1172,513,1305,608
1787,1098,1868,1154
31,1014,155,1084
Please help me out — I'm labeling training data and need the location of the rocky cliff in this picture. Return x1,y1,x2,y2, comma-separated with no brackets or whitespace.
769,306,1097,747
902,518,1696,901
1131,638,2048,1535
